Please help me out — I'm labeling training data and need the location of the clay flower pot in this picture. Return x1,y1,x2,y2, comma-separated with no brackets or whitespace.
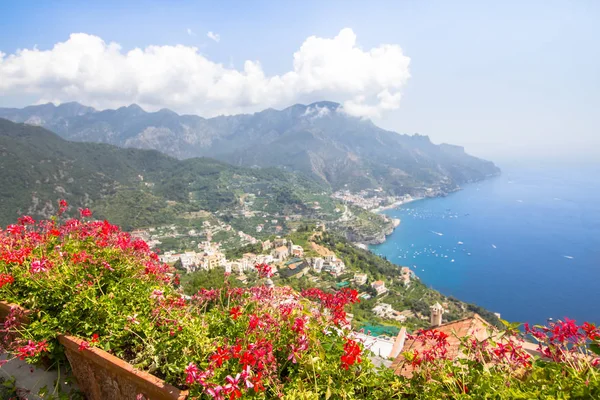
0,301,188,400
0,300,29,324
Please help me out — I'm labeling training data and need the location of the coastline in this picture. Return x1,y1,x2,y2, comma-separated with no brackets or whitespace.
372,196,424,214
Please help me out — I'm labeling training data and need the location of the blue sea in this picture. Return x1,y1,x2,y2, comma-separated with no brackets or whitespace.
370,163,600,325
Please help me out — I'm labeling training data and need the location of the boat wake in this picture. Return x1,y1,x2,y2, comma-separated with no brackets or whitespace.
431,231,444,236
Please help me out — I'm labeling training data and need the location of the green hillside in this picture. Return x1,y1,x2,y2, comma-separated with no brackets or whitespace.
0,118,334,230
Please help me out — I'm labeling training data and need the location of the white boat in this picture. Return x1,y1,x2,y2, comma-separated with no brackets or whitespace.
492,244,497,249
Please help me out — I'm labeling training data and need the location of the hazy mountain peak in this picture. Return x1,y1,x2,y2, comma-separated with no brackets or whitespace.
156,108,178,116
126,104,145,112
307,101,340,110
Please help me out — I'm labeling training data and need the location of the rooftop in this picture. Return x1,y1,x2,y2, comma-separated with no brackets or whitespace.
390,314,491,378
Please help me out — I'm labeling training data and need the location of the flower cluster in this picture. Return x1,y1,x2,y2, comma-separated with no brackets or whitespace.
300,287,359,325
254,263,274,278
0,273,14,288
15,339,49,360
525,319,600,368
405,329,450,369
341,338,362,370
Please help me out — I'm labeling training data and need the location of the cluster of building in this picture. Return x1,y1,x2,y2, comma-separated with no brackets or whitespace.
332,189,414,211
371,303,412,322
156,235,320,280
131,218,260,254
159,241,226,272
352,273,390,296
308,254,346,276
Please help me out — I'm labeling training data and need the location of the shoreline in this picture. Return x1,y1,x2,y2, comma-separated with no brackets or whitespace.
372,196,424,214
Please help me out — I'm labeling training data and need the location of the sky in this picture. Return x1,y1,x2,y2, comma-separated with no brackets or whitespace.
0,0,598,163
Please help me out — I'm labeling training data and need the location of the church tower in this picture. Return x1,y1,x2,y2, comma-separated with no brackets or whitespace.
430,303,444,327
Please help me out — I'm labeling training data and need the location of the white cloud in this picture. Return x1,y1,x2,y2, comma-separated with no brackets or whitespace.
186,28,195,37
0,28,411,118
207,31,220,43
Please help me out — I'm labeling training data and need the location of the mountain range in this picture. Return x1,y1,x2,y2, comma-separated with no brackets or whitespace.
0,101,500,193
0,118,329,229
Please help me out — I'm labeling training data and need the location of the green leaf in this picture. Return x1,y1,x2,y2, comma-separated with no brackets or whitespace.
590,343,600,356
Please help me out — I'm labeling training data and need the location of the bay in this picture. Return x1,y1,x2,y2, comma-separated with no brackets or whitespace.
370,164,600,325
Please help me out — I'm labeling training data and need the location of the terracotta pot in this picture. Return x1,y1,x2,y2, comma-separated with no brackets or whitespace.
0,300,30,324
0,301,188,400
59,335,188,400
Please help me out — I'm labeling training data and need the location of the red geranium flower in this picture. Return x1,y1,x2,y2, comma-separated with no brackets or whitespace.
229,306,242,320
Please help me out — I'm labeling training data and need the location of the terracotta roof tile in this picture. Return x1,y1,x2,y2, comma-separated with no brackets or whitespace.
390,314,492,378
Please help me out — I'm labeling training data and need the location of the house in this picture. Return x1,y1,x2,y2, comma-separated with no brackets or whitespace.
333,259,346,273
291,245,304,258
200,252,224,271
255,254,274,266
372,303,407,322
261,240,272,251
400,267,413,286
372,303,394,318
371,280,387,295
278,258,309,278
390,312,543,378
311,257,324,272
354,273,368,285
158,251,179,264
273,238,287,247
271,246,289,261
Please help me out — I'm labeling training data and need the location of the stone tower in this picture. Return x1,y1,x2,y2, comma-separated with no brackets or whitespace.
430,302,444,327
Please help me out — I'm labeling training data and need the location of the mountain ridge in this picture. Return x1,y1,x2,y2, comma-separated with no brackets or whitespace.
0,101,500,194
0,118,333,229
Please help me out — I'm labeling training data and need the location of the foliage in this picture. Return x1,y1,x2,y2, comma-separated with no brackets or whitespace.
224,243,264,261
0,205,396,398
1,206,599,399
182,267,242,293
0,119,334,230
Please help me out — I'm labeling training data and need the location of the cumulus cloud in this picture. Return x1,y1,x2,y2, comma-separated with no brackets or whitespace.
207,31,220,43
0,28,411,118
186,28,195,37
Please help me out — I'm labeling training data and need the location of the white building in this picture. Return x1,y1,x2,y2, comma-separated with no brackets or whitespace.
312,257,324,272
291,245,304,258
372,303,406,322
371,280,388,295
354,273,368,285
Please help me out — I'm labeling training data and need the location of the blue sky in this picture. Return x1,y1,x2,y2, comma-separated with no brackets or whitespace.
1,0,599,162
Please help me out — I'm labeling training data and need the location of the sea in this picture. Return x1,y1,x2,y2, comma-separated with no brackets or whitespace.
370,163,600,326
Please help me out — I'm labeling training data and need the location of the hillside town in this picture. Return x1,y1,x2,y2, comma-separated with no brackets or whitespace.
157,235,352,281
